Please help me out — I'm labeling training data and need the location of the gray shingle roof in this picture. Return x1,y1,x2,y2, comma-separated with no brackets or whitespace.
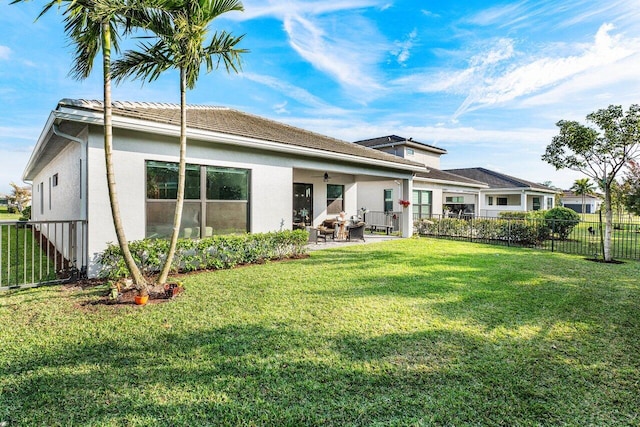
354,135,447,154
59,99,424,169
415,168,487,186
443,167,557,191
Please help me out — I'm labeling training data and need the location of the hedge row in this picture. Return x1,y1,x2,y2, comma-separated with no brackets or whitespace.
98,230,309,279
415,217,550,246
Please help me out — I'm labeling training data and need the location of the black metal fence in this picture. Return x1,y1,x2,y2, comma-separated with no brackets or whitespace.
414,215,640,261
0,220,88,290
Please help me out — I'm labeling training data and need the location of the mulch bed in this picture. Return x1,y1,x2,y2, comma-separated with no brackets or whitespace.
66,278,184,306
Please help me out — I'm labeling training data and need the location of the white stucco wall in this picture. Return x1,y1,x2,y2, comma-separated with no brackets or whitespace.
84,127,301,272
405,148,441,169
30,138,85,222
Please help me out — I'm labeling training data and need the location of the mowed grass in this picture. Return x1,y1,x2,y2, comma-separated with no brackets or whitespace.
1,239,640,426
0,206,20,221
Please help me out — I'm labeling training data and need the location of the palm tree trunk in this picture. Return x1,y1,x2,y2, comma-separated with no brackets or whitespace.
102,21,147,292
158,67,187,284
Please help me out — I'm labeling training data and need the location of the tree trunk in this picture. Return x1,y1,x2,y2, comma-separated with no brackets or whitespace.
102,21,147,292
603,185,613,261
158,67,187,284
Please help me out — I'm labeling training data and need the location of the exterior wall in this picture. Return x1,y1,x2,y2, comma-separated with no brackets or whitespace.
30,137,85,222
405,147,441,169
80,126,415,276
293,169,358,226
479,190,558,217
85,126,300,274
357,179,418,214
377,146,441,169
561,195,602,213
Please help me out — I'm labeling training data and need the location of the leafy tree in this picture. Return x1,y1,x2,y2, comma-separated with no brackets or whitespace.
13,0,156,292
7,182,31,213
112,0,246,284
570,178,595,218
542,104,640,261
544,207,580,240
622,159,640,216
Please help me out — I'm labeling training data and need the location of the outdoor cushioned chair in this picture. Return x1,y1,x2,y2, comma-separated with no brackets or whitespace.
347,221,366,242
316,223,338,243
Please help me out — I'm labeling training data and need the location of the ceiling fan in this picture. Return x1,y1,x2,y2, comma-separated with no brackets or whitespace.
311,172,333,182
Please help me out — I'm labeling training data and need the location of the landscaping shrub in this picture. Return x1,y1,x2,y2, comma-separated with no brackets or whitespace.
417,216,549,246
498,211,528,219
18,206,31,221
544,207,580,240
98,230,309,279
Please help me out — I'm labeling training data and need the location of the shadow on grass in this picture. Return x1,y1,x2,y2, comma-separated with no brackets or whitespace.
5,318,638,426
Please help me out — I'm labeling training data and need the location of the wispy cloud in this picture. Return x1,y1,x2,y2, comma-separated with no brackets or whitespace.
394,24,640,120
0,46,10,60
242,72,349,115
391,29,417,66
238,0,387,96
421,10,440,18
466,0,640,31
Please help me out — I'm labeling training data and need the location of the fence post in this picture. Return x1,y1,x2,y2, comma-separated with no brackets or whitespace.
551,219,555,253
507,219,511,247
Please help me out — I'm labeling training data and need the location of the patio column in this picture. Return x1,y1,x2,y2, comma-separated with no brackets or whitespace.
521,192,526,211
402,178,413,237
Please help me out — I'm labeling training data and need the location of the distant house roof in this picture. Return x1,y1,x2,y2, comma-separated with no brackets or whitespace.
24,100,427,180
415,168,488,188
562,190,603,199
353,135,447,155
444,167,558,192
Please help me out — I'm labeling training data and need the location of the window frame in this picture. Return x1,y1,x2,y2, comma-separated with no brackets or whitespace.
383,189,393,212
145,160,251,238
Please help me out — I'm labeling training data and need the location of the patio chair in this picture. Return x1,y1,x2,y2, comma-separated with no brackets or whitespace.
315,225,336,243
347,221,366,242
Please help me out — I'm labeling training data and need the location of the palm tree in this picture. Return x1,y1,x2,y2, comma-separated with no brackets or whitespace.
571,178,595,219
112,0,246,284
14,0,153,292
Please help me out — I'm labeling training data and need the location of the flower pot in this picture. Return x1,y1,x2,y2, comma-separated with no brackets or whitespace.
134,295,149,305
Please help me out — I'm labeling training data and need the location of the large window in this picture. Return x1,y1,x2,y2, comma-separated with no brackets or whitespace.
327,184,344,214
146,161,250,238
412,190,432,219
532,197,541,211
384,189,393,212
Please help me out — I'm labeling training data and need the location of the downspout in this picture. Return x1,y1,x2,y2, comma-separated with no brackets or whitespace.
53,123,84,144
52,123,88,221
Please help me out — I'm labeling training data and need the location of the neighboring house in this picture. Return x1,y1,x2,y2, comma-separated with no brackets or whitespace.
353,135,487,218
560,190,603,214
0,195,7,207
444,168,559,217
23,99,425,276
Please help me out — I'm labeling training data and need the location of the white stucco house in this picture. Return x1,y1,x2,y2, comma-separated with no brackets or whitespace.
23,99,426,276
560,190,603,214
353,135,488,219
444,168,559,217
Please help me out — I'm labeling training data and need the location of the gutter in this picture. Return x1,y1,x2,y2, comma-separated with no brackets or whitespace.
53,123,84,144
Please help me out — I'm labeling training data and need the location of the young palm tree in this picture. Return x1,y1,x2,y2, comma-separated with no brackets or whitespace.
112,0,246,284
14,0,154,292
571,178,595,219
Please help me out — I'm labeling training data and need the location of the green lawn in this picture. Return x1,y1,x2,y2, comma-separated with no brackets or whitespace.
0,224,57,287
1,239,640,425
0,206,20,221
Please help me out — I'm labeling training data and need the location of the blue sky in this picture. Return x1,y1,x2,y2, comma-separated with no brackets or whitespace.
2,0,640,194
